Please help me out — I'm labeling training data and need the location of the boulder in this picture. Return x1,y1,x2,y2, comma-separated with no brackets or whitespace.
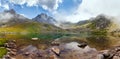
49,54,58,59
113,56,120,59
5,41,16,49
97,54,104,59
99,50,110,58
9,51,17,56
11,49,17,52
98,46,120,59
77,43,87,48
51,47,60,56
51,42,60,46
6,48,11,51
3,55,11,59
51,39,60,46
23,52,30,56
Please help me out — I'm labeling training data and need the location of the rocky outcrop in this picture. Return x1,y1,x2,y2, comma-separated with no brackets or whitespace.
99,46,120,59
3,42,97,59
2,41,120,59
3,40,17,59
90,15,111,29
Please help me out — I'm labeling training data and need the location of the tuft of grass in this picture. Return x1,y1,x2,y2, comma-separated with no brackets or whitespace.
0,39,7,46
0,48,7,58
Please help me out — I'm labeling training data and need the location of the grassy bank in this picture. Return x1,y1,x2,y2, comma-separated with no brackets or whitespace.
0,48,7,58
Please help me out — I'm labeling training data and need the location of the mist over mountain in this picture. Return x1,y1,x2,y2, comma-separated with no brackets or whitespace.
0,9,30,27
88,15,111,29
0,9,120,32
0,9,119,30
0,9,61,28
0,9,29,22
0,9,62,32
0,9,120,59
0,0,120,59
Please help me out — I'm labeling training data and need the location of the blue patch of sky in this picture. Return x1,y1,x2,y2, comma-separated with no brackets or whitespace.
58,0,82,14
11,4,52,19
0,0,82,18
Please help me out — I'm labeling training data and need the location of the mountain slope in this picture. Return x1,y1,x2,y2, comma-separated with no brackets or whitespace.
0,9,61,32
88,15,111,30
0,9,31,27
32,13,57,25
0,21,62,39
69,15,112,30
0,9,63,39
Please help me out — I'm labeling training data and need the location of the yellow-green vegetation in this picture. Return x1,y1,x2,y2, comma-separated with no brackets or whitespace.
0,22,60,33
90,29,107,37
0,38,7,46
0,48,7,58
0,22,63,39
0,22,66,52
86,36,111,50
85,28,111,50
80,17,112,50
0,22,70,50
74,23,91,29
0,39,7,58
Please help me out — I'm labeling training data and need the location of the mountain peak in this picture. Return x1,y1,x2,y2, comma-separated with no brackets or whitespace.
32,13,57,25
39,13,47,16
90,14,111,29
0,9,29,27
4,9,16,14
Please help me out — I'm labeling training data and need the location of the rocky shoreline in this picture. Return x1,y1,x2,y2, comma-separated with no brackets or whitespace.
1,40,120,59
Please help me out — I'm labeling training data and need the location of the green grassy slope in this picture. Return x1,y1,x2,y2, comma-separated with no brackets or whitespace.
0,21,63,39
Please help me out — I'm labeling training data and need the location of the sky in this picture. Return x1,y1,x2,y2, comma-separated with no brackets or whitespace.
0,0,120,23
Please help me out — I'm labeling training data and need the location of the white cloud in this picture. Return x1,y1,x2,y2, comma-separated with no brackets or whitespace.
0,12,14,23
9,0,38,6
0,0,9,10
20,14,27,17
0,11,28,23
0,3,1,6
9,0,62,11
0,1,9,10
2,4,9,10
54,0,120,23
38,0,62,11
77,0,120,17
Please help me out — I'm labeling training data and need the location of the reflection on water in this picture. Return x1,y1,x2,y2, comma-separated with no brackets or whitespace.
86,36,110,50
